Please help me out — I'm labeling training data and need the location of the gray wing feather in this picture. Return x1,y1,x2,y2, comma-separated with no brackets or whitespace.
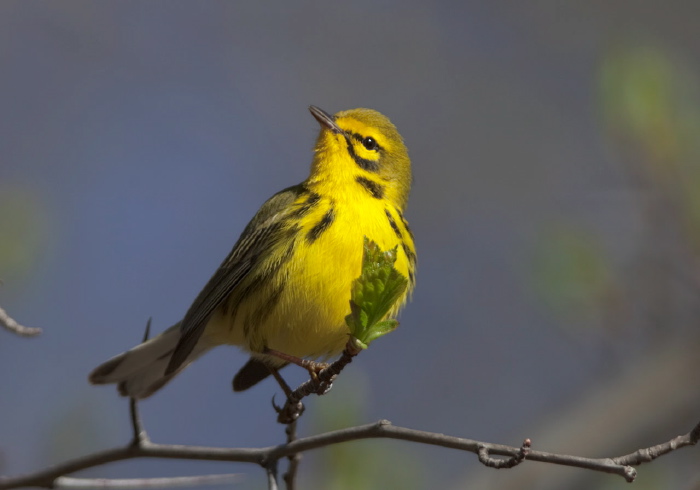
165,184,305,374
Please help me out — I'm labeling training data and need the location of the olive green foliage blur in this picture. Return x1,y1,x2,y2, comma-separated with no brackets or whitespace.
533,40,700,339
0,188,47,285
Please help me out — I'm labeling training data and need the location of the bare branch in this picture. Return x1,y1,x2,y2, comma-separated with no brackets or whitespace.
128,398,148,446
478,439,530,469
614,419,700,466
0,440,262,489
277,343,357,423
0,305,41,337
265,461,278,490
2,418,698,489
53,473,243,489
283,420,301,490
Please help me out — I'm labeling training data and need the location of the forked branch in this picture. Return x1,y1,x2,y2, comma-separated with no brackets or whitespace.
2,417,698,489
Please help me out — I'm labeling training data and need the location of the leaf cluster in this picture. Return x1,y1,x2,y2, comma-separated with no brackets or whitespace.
344,237,408,350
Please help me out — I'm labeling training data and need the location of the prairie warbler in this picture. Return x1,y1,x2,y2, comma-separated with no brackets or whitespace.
89,106,416,398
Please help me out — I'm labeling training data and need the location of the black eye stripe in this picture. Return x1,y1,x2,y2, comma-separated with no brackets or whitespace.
342,132,380,172
350,132,382,151
346,138,380,173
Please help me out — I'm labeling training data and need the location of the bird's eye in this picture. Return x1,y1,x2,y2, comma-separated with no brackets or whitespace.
362,136,378,151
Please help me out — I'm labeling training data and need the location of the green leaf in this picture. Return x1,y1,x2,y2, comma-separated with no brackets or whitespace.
363,319,399,345
345,237,408,348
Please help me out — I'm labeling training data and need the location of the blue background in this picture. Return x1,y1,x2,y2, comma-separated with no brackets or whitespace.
2,2,699,489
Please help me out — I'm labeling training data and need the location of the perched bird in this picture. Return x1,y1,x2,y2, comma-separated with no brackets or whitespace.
89,106,416,399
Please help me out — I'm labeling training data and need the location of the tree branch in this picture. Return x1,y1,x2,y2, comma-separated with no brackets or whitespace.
614,419,700,466
276,341,358,423
264,461,278,490
0,305,41,337
53,474,243,489
2,418,698,489
282,420,300,490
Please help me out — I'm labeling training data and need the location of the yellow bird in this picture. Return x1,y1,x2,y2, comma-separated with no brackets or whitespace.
89,106,416,398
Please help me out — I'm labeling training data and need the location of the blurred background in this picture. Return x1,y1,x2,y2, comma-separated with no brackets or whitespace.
2,1,700,489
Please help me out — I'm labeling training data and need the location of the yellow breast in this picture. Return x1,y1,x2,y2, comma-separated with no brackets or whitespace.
203,187,415,361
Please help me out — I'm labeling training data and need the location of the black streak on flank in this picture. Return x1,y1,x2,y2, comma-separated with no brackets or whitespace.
307,207,335,244
346,139,380,173
397,210,415,241
290,192,321,219
402,242,417,266
356,176,385,199
385,208,403,239
403,243,417,287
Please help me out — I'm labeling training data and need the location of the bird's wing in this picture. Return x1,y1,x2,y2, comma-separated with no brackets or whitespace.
165,184,305,374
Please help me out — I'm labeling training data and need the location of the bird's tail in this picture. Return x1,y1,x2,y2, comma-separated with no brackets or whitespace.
88,323,212,399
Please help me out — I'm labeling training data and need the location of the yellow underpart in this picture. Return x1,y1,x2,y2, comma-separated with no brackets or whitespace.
204,192,414,362
203,108,415,364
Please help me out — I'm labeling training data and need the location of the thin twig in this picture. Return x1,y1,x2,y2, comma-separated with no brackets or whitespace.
53,474,243,488
283,420,301,490
0,442,260,489
128,399,148,446
614,419,700,466
478,438,531,469
277,343,356,423
265,461,278,490
0,306,41,337
2,418,699,489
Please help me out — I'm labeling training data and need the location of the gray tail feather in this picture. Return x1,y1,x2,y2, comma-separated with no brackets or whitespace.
89,324,212,399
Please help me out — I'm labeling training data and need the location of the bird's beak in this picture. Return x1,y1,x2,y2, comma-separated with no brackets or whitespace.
309,106,343,134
